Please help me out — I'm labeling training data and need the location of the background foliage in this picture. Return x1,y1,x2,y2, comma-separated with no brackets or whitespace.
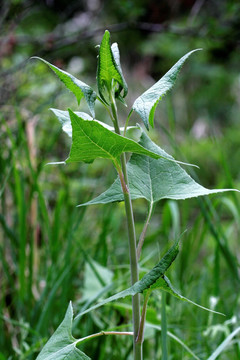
1,0,240,359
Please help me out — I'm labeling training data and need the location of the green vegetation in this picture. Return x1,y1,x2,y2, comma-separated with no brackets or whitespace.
1,2,240,359
5,30,238,359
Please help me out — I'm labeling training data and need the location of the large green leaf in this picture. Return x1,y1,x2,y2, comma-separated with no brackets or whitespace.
79,129,238,206
97,30,128,104
65,110,189,166
75,239,179,320
36,302,90,360
132,49,201,129
32,57,97,117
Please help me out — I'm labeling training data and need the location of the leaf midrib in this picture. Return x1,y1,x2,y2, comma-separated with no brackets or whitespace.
76,120,117,161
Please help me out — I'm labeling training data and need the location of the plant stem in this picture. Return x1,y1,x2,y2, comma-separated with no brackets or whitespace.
137,202,153,260
161,292,168,360
77,331,133,344
136,289,151,344
110,91,142,360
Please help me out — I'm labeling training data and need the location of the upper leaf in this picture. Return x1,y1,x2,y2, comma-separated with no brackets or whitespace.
65,110,181,166
36,302,90,360
97,30,128,104
111,42,128,100
132,49,201,129
32,57,97,117
79,129,238,206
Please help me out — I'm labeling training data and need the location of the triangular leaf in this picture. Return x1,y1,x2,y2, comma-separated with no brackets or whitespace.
32,57,97,117
97,30,128,104
36,302,90,360
79,129,238,206
132,49,201,129
65,110,185,166
151,275,223,315
75,239,179,320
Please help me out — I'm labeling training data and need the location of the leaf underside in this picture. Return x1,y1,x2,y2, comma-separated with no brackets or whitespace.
32,57,97,117
65,110,181,166
79,129,237,206
50,108,142,139
36,302,90,360
132,49,201,129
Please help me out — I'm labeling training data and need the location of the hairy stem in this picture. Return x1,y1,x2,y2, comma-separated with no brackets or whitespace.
110,91,142,360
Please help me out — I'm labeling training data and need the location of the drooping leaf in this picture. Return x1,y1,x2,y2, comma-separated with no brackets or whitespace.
65,110,189,166
79,129,238,206
32,57,97,117
36,302,90,360
75,239,179,320
151,275,223,315
97,30,128,104
132,49,201,129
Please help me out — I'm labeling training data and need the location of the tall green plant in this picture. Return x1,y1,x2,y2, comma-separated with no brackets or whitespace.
33,30,238,360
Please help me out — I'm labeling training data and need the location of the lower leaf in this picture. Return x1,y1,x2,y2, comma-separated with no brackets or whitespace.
36,302,91,360
75,239,179,320
151,275,224,315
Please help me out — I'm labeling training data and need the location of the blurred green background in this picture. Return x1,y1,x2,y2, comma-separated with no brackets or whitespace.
1,0,240,359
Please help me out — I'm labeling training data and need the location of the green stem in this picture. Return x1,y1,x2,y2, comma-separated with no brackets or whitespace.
137,202,153,260
77,331,133,345
161,292,168,360
110,91,142,360
136,289,151,344
124,109,133,136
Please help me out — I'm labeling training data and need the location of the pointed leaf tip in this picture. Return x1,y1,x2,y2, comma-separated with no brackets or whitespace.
31,56,96,117
36,302,91,360
132,49,201,129
97,30,128,104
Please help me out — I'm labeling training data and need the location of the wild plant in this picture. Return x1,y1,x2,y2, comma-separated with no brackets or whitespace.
33,30,238,360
